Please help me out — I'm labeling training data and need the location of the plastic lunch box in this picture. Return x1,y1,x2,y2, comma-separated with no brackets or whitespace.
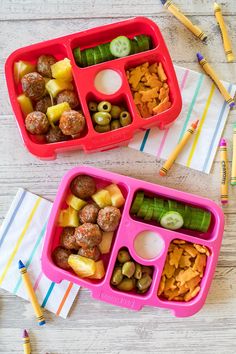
5,17,182,160
42,166,224,317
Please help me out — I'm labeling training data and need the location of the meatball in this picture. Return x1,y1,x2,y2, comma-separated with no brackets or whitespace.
79,204,99,224
75,223,102,249
97,206,121,232
57,90,79,109
70,175,96,199
46,126,69,143
21,72,45,100
59,110,85,136
35,96,52,114
52,246,71,270
36,54,56,78
60,227,78,250
78,246,101,261
25,111,50,134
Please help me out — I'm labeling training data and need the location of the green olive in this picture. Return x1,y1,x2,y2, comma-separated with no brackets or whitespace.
137,274,152,291
117,278,135,292
110,120,121,130
111,267,123,285
110,105,122,119
94,124,110,133
134,263,142,280
94,111,111,126
88,101,98,112
120,111,132,127
117,249,130,263
97,101,112,112
122,261,135,278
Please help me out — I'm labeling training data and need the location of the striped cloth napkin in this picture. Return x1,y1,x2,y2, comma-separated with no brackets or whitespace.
128,65,236,174
0,188,80,319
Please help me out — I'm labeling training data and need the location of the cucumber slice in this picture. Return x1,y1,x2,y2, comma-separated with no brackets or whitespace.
183,206,192,228
144,200,154,220
130,191,144,214
160,211,184,230
168,200,178,211
98,44,109,62
93,46,103,64
137,199,150,218
85,48,95,66
73,47,82,65
200,211,211,232
130,39,139,54
104,43,114,60
134,35,151,52
110,36,131,58
81,50,88,67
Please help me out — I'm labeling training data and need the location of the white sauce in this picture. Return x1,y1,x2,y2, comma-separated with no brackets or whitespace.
94,69,122,95
134,231,164,260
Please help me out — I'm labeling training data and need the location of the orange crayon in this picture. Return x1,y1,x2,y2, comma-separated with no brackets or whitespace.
160,120,199,176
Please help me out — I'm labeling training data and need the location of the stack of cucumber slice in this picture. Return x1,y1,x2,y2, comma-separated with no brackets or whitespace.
130,191,211,233
73,34,152,67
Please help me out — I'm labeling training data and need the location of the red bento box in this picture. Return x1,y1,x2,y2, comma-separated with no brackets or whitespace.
5,17,182,159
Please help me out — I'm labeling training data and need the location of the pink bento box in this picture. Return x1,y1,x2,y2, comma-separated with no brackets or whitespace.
42,166,224,317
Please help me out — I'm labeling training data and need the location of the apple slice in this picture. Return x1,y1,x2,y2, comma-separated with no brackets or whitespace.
99,231,114,254
105,184,125,208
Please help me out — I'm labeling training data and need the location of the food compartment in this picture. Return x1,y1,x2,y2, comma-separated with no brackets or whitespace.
6,42,88,147
130,189,216,240
157,239,211,304
125,52,178,122
70,17,158,68
44,169,129,286
110,247,156,297
86,92,133,134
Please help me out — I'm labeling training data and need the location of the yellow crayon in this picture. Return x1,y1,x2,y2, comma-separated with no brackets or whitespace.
214,2,235,62
197,53,235,108
231,124,236,185
219,138,228,204
18,260,46,326
22,329,31,354
161,0,207,41
159,120,199,176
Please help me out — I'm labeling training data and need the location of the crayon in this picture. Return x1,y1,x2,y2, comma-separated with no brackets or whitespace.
160,0,207,41
22,329,31,354
219,138,228,204
231,123,236,185
197,52,235,108
159,120,199,176
18,260,46,326
214,2,235,62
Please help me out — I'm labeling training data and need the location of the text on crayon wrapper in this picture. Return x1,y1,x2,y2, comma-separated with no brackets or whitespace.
99,291,137,309
221,161,227,184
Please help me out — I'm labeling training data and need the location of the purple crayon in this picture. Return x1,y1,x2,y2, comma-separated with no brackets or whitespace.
22,329,31,354
197,52,235,108
219,138,228,204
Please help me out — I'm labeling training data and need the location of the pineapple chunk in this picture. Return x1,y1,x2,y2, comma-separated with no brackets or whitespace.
14,60,36,84
45,79,73,98
105,184,125,208
58,206,79,227
66,193,87,211
99,232,114,254
51,58,73,82
46,102,71,125
68,254,96,278
88,260,105,279
92,189,112,208
17,94,34,117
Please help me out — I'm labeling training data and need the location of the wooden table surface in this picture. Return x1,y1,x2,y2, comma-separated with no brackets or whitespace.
0,1,236,353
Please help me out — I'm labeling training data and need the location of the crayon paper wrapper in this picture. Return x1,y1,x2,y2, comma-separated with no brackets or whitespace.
128,65,236,174
0,188,80,319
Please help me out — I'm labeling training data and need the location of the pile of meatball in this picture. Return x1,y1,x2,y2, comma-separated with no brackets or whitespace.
21,54,86,143
52,175,121,271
